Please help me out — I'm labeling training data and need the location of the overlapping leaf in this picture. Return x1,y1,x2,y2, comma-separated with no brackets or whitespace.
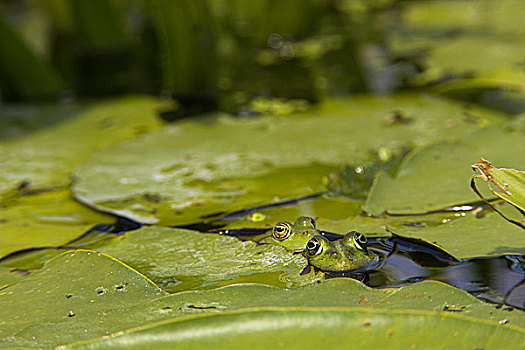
96,226,322,293
72,94,505,225
392,209,525,259
472,159,525,212
364,124,525,216
0,250,165,348
390,0,525,97
0,189,114,258
0,96,170,200
61,308,525,350
2,251,523,349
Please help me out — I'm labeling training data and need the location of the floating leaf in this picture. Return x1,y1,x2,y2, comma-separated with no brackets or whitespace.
72,94,505,225
390,0,525,89
400,0,525,36
212,194,363,233
0,189,114,258
393,210,525,259
0,267,27,290
472,159,525,212
0,96,170,200
364,124,525,216
3,278,524,348
62,308,525,350
0,250,165,347
97,226,321,293
0,103,85,140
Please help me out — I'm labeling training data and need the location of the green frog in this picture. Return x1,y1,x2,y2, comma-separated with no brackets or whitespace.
302,231,381,273
261,216,319,252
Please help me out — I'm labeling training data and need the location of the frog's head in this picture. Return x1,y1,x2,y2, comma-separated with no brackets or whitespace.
261,216,319,252
303,232,380,273
341,231,369,254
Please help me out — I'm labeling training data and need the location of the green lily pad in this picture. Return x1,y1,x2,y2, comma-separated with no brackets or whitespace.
0,250,165,345
390,0,525,88
400,0,525,36
0,267,27,290
393,209,525,259
73,94,505,225
212,194,363,233
435,68,525,98
364,124,525,216
3,278,524,348
0,248,70,272
62,309,525,350
96,226,321,293
0,103,85,140
313,211,462,237
0,189,114,258
472,159,525,212
0,96,170,200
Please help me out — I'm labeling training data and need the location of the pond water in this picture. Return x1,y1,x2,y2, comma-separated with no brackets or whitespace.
1,1,525,347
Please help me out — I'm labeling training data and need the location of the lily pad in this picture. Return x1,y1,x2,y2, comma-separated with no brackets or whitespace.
0,189,114,258
312,210,463,237
0,103,85,140
63,309,525,350
364,124,525,216
472,159,525,212
390,0,525,88
3,279,524,348
97,226,322,292
0,267,27,290
393,209,525,259
0,250,165,346
435,68,525,98
73,94,505,225
212,194,363,232
0,96,170,200
400,0,525,36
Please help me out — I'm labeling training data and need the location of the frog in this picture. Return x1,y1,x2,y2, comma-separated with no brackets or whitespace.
302,231,381,273
260,216,320,252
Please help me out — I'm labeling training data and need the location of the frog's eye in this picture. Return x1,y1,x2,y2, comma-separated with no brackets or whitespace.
306,237,323,257
306,217,316,229
273,222,292,240
296,216,316,229
353,232,368,251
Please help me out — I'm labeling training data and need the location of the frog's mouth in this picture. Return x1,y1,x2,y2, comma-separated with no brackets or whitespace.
320,254,384,274
347,254,384,274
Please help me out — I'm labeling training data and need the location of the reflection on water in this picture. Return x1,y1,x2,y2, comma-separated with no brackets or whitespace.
328,236,525,310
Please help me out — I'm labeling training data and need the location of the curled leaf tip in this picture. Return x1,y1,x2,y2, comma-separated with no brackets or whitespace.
471,158,512,195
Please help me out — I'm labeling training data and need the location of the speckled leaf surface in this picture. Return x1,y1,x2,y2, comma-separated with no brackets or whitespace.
0,189,114,258
0,267,26,290
72,94,505,225
364,124,525,216
0,250,165,348
3,278,524,348
62,308,525,350
0,96,170,200
97,226,321,293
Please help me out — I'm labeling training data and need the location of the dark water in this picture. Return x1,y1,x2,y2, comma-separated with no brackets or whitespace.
327,235,525,310
366,253,525,311
0,217,141,268
2,214,523,310
219,228,525,310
